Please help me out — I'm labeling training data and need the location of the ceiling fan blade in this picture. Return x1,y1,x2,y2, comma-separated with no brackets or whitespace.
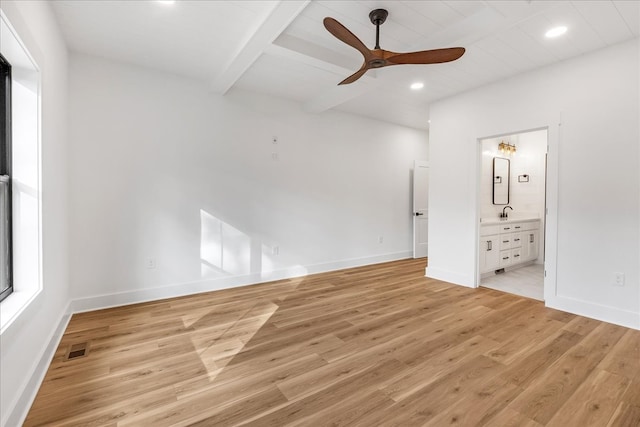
339,65,370,85
323,17,373,61
387,47,465,65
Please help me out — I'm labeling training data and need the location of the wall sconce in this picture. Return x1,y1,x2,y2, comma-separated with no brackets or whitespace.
498,141,516,156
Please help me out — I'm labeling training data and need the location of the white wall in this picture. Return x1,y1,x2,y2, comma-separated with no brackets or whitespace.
428,38,640,329
0,1,69,426
68,53,428,309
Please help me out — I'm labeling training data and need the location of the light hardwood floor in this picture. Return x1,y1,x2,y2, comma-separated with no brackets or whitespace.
25,259,639,426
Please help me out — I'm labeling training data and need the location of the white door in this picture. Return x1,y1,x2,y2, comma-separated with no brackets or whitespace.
413,161,429,258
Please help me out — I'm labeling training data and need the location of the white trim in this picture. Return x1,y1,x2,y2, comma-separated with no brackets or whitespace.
425,265,474,288
543,119,561,303
2,302,72,427
546,295,640,331
71,251,412,313
413,160,429,259
0,9,43,334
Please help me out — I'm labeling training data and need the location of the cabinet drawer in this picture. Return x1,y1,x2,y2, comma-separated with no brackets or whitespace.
481,225,500,236
499,224,515,233
519,221,540,231
499,235,513,250
510,223,525,232
511,233,523,248
511,248,522,263
499,251,512,268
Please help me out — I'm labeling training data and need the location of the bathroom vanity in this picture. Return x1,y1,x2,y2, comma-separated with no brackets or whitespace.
479,218,540,275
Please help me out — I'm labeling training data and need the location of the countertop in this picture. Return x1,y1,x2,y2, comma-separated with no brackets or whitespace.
480,217,540,225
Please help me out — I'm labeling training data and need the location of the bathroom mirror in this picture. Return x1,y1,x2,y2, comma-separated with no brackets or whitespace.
493,157,510,205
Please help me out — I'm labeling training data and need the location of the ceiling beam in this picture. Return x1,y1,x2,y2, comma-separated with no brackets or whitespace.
302,79,380,114
211,0,311,95
264,34,380,114
266,34,363,78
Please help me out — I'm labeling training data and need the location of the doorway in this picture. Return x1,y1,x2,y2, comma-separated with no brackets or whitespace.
477,129,548,300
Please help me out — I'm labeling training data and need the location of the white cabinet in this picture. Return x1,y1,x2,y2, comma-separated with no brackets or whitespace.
479,234,500,273
480,219,540,274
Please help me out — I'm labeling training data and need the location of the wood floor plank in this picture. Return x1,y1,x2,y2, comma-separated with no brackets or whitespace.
499,330,584,388
287,389,396,427
507,322,627,424
598,328,640,380
423,375,523,426
275,349,383,401
484,408,544,427
355,355,507,426
546,369,630,427
607,402,640,427
380,334,501,402
241,359,408,427
562,315,603,336
24,258,638,426
484,315,567,366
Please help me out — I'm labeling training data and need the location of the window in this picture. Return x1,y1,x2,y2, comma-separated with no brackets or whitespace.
0,53,11,302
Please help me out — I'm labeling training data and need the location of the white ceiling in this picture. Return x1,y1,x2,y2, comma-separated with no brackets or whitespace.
51,0,639,130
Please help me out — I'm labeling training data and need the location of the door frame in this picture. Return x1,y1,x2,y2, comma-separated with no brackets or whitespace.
474,125,560,304
413,160,429,259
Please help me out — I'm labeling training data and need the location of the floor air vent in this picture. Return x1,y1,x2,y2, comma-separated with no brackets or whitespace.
65,342,90,361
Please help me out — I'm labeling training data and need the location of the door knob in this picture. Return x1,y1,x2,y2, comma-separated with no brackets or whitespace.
415,212,424,216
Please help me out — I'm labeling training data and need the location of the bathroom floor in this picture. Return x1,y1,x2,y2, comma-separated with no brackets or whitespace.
480,264,544,301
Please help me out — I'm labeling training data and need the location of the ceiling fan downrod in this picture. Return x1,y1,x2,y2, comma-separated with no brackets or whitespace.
369,9,388,50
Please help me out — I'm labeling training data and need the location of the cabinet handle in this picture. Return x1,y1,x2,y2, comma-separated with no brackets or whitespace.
514,238,520,242
514,254,520,258
502,256,509,260
515,226,521,229
529,234,534,243
504,227,511,230
487,241,492,251
503,240,509,243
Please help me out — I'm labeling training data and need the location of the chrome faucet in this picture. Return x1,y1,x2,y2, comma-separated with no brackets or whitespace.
501,206,513,219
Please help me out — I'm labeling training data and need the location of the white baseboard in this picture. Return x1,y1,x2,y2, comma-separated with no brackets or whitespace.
425,265,475,288
3,303,72,427
70,250,412,313
546,295,640,330
426,267,639,331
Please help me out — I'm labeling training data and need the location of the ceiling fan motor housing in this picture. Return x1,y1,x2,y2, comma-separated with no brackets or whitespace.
369,9,388,25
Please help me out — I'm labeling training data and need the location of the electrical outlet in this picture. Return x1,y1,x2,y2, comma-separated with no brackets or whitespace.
272,152,279,161
272,246,279,256
378,236,384,244
146,257,156,269
613,272,624,286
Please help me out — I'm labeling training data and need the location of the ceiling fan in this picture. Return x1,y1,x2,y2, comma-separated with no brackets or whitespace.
323,9,465,85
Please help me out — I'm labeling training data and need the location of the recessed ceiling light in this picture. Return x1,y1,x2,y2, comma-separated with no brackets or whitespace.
545,26,567,38
410,82,424,90
157,0,175,5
